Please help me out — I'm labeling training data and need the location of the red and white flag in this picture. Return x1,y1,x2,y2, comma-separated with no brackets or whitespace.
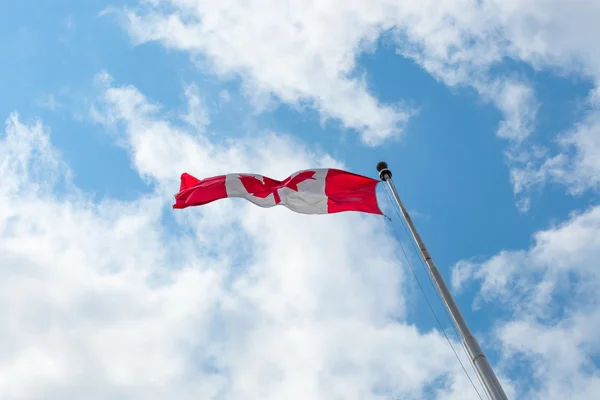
173,168,382,215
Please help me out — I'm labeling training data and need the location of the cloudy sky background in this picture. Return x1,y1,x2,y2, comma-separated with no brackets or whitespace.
2,0,600,399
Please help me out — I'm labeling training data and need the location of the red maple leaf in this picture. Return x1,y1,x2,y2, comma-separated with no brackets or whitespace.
239,171,316,204
238,175,282,202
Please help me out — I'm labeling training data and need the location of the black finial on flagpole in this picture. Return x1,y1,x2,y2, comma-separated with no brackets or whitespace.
376,161,391,181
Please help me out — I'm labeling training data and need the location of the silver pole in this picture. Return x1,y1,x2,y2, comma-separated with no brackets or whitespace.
376,162,509,400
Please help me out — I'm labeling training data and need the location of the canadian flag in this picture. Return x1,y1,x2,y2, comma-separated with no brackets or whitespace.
173,168,382,215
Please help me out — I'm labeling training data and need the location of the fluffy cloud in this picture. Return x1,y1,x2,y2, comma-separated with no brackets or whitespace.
113,0,413,145
0,77,488,399
392,0,600,202
510,90,600,197
112,0,600,203
453,205,600,399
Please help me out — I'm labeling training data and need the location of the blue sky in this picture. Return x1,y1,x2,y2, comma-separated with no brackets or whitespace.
2,1,600,399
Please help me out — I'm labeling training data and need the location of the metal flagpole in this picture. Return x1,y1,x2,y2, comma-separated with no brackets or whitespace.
376,162,509,400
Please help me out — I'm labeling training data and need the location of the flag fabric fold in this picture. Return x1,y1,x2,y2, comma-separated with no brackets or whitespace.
173,168,382,215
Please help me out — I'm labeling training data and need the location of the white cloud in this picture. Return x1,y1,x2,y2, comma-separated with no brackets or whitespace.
0,77,489,399
395,0,600,203
490,81,539,142
110,0,600,203
182,83,210,132
452,205,600,399
556,114,600,194
111,0,414,145
509,89,600,197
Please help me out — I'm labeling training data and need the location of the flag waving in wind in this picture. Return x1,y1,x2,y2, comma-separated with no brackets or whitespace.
173,168,382,215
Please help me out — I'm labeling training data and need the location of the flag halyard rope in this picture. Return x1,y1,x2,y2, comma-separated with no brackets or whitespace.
381,185,487,400
389,200,491,400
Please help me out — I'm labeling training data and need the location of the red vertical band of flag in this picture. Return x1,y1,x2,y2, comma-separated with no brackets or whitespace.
325,169,381,214
173,173,227,209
